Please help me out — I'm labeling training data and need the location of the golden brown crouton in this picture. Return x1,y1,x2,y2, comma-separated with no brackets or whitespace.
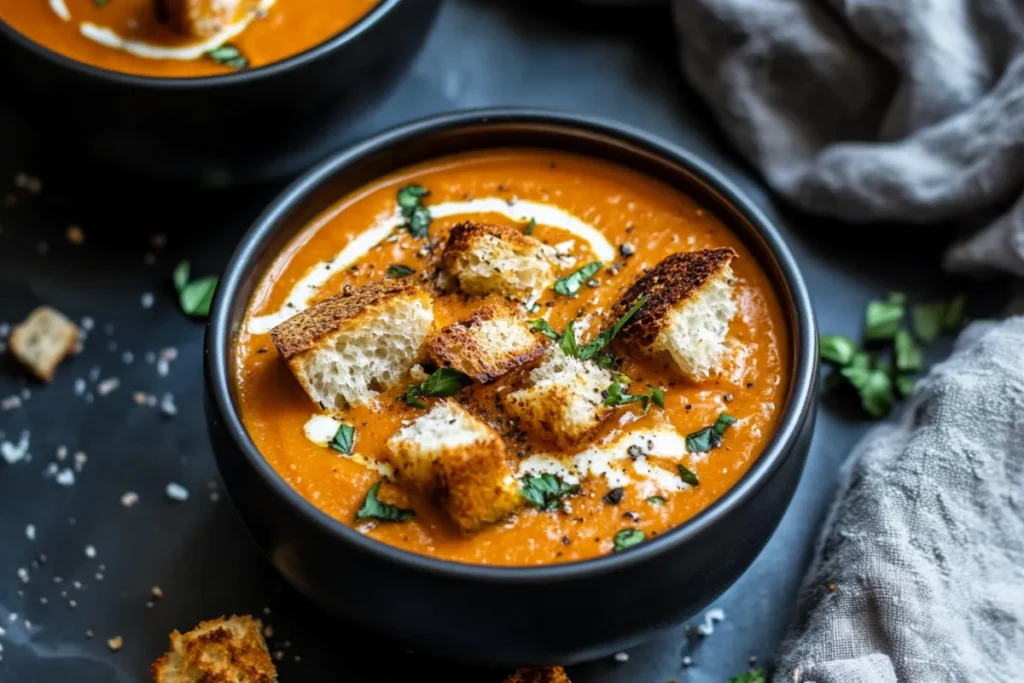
503,666,572,683
386,400,521,532
9,306,78,382
270,280,433,410
611,248,737,381
150,615,276,683
441,222,556,296
428,301,546,383
504,347,614,449
156,0,242,38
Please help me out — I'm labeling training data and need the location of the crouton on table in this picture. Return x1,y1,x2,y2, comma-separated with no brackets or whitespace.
504,667,572,683
440,222,556,296
270,280,433,410
504,347,614,449
156,0,242,38
386,400,521,532
428,301,546,383
150,615,276,683
9,306,78,382
611,248,737,381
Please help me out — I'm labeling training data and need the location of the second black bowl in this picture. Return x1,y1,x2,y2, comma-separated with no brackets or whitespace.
204,109,819,665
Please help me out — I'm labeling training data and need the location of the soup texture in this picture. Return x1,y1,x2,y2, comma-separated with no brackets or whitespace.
235,149,790,566
0,0,379,77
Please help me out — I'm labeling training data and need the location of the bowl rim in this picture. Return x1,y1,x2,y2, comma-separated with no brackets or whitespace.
206,108,818,584
0,0,399,88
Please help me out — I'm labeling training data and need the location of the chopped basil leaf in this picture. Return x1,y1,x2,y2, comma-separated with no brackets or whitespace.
678,464,699,486
173,260,190,293
685,413,736,453
613,528,645,552
524,218,536,235
553,261,603,297
529,319,560,340
942,294,966,331
329,424,355,455
386,264,415,279
894,329,923,372
728,669,766,683
820,334,856,365
646,495,666,505
841,364,894,417
558,319,579,357
521,473,579,511
179,275,218,318
602,487,624,505
865,293,905,340
650,386,665,409
896,374,916,398
911,302,945,342
207,44,249,69
355,481,414,522
578,295,648,360
603,382,664,414
594,353,618,370
396,184,431,238
403,368,473,407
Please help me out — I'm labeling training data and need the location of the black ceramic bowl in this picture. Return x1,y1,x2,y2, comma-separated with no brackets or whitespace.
205,109,819,666
0,0,441,186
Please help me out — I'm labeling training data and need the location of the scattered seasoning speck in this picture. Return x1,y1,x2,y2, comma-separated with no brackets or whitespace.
619,243,635,257
17,568,29,584
828,583,838,592
55,469,75,487
66,225,85,244
25,524,35,541
97,377,120,396
263,625,274,638
159,394,177,417
120,491,139,507
107,636,123,652
140,293,154,309
614,652,629,663
165,483,189,502
85,630,93,639
68,600,77,609
682,656,693,667
84,545,96,559
151,586,163,599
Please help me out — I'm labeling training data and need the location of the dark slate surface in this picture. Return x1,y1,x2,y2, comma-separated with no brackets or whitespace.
0,1,992,681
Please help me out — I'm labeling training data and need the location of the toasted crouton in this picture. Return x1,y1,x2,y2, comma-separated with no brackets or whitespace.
428,302,546,383
441,222,556,296
386,400,521,532
156,0,242,38
504,667,572,683
611,248,737,381
150,615,276,683
270,280,433,410
504,347,614,449
9,306,78,382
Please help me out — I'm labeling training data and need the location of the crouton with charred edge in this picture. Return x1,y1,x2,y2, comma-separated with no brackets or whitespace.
9,306,78,382
156,0,243,38
504,666,572,683
440,221,556,296
150,615,276,683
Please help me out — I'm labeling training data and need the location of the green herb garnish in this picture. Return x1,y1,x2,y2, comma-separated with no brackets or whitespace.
396,184,431,238
728,669,766,683
207,44,249,69
553,261,602,297
840,363,894,417
894,329,922,372
646,496,666,505
558,319,579,357
329,424,355,455
865,292,905,340
521,474,579,511
386,264,415,279
896,374,916,398
820,334,856,365
911,301,945,342
403,367,473,408
355,481,414,522
678,464,699,486
942,294,966,331
577,295,648,360
613,528,646,552
524,218,536,235
685,413,736,453
603,382,664,415
529,319,560,340
173,260,218,318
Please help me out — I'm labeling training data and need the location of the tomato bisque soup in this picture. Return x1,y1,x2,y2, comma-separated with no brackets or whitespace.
0,0,379,77
235,149,790,566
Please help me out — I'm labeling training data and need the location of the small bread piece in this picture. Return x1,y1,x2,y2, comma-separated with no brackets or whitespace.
270,280,433,410
504,667,572,683
427,302,546,383
440,222,556,296
504,347,614,449
150,615,276,683
611,248,737,381
386,400,521,532
9,306,78,382
156,0,242,38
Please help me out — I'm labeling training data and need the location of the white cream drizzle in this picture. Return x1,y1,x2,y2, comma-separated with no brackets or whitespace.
302,414,394,479
248,198,617,334
55,0,275,62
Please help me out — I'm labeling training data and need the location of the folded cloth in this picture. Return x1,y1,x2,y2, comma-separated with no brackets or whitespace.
671,0,1024,278
773,318,1024,683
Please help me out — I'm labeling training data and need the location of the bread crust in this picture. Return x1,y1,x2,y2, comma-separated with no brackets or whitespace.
504,666,572,683
9,306,79,382
611,248,736,348
156,0,241,38
150,615,276,683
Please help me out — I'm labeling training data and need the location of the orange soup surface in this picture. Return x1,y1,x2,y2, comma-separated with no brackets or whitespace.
235,149,790,566
0,0,379,77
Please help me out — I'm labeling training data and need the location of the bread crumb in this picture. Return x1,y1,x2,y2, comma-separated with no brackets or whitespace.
66,226,85,245
107,636,123,652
